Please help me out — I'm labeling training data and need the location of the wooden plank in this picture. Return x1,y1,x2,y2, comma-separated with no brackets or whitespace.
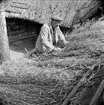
90,80,104,105
12,0,29,5
9,34,37,42
61,71,90,105
5,6,22,14
11,2,28,9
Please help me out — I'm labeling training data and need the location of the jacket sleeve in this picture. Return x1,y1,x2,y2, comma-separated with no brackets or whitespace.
40,25,54,50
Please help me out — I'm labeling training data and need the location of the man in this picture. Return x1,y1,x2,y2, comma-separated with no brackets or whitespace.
26,15,68,57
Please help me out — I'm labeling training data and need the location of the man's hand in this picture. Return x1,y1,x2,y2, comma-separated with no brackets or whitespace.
53,47,62,52
57,40,69,48
64,40,69,45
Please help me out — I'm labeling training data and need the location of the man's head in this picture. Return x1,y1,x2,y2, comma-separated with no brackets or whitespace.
51,16,63,28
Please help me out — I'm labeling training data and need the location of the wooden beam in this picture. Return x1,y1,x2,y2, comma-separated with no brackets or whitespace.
90,80,104,105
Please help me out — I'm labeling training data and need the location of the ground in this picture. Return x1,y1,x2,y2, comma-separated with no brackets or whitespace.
9,38,35,59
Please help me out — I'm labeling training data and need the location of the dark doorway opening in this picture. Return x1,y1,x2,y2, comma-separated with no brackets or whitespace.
6,18,42,44
6,18,42,59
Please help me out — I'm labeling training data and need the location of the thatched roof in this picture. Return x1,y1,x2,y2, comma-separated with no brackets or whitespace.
5,0,101,27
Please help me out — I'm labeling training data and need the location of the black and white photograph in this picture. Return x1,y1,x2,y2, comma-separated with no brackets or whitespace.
0,0,104,105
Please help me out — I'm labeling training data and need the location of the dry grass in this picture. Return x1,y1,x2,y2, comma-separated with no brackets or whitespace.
0,18,104,105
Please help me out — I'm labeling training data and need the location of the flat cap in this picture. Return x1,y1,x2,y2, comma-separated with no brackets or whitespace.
51,15,63,21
